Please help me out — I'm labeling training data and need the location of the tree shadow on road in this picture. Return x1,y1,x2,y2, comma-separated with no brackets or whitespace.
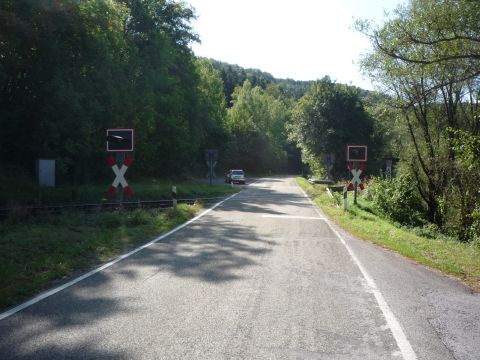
134,218,275,283
219,184,315,215
0,176,312,359
0,271,136,359
0,214,275,359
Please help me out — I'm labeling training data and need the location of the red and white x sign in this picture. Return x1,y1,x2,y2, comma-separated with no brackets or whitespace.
107,156,133,197
347,162,366,191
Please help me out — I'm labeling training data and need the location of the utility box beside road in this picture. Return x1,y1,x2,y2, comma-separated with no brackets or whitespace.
36,159,55,187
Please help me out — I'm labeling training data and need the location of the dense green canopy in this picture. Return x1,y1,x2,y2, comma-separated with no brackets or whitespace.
289,77,378,179
357,0,480,240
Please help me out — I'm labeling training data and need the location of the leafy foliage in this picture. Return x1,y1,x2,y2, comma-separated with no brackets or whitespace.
225,80,290,173
0,1,309,183
0,0,210,182
448,129,480,241
209,59,313,105
357,0,480,241
450,129,480,172
364,175,425,227
289,77,376,179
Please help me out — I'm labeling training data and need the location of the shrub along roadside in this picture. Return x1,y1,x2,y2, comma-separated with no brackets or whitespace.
363,174,426,228
0,202,209,311
297,177,480,291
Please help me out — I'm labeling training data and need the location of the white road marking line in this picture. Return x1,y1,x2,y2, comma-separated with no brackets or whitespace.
262,215,326,220
298,186,418,360
0,192,240,322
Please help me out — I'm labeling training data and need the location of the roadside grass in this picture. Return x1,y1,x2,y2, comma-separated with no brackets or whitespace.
0,184,235,311
0,177,237,207
134,181,238,200
297,177,480,291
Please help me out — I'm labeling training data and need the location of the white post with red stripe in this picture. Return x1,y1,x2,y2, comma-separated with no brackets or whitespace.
172,186,177,208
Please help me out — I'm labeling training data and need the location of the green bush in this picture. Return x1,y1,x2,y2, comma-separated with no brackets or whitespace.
412,223,441,239
126,209,151,226
331,191,342,207
365,175,425,227
96,211,124,229
470,208,480,242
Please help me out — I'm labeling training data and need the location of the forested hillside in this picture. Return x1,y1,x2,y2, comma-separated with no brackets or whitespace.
209,60,313,104
1,0,205,181
0,0,315,182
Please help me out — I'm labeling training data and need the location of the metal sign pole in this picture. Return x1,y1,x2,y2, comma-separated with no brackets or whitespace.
205,149,218,186
116,152,125,208
346,163,365,206
106,128,135,202
386,159,392,180
354,162,358,205
209,157,213,186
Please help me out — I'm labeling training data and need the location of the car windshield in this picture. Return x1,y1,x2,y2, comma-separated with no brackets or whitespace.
232,170,244,175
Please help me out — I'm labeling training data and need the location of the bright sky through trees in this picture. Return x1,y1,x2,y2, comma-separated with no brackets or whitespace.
186,0,405,90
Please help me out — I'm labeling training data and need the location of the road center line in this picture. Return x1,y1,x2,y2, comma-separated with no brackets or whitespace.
298,186,417,360
262,215,326,220
0,191,240,322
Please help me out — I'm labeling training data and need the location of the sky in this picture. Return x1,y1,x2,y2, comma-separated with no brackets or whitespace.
185,0,406,90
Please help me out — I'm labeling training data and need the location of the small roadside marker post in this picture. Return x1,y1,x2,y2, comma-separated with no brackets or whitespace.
343,185,348,210
172,186,177,209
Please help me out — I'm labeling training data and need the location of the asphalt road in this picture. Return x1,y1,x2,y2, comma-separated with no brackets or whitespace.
1,177,479,359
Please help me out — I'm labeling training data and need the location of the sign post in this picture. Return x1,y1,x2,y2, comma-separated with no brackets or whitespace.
106,128,135,205
347,162,366,205
323,153,335,182
205,149,218,186
346,145,368,206
107,155,134,197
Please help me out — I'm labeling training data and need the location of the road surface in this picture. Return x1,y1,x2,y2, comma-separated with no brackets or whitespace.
1,177,479,359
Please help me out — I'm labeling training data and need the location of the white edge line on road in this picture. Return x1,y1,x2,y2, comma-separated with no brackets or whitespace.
0,192,240,322
262,215,326,220
298,186,417,360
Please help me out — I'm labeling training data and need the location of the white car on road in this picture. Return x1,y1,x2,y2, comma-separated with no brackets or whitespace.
225,169,246,184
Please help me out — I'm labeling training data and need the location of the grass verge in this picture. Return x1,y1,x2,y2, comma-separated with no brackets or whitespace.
0,200,215,311
297,177,480,291
0,177,238,206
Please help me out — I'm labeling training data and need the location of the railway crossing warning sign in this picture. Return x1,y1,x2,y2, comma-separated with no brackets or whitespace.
346,145,367,162
105,128,135,198
346,144,368,205
205,149,218,186
106,128,135,152
347,162,366,191
107,155,134,197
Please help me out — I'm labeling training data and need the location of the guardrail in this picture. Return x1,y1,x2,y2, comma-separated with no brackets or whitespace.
307,178,334,185
0,196,226,219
